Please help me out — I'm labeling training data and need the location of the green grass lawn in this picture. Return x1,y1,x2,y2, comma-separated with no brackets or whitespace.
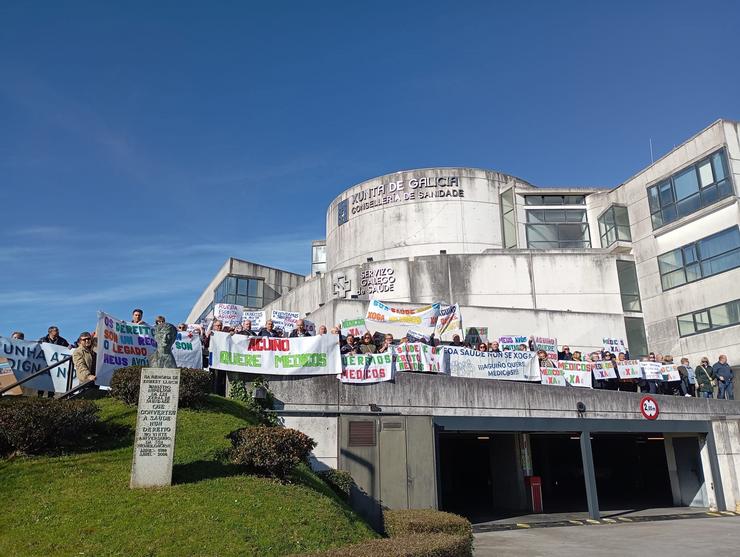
0,395,376,556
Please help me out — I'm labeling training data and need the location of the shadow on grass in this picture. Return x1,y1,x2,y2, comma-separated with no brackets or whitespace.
172,459,245,485
191,395,259,424
72,421,135,454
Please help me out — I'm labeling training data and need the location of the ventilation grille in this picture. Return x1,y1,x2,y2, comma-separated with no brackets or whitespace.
382,421,404,430
348,421,376,447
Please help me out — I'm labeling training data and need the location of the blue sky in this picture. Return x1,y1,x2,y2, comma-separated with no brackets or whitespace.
1,1,738,340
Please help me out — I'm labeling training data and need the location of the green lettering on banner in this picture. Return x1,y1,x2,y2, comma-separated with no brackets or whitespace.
274,353,328,368
220,351,261,367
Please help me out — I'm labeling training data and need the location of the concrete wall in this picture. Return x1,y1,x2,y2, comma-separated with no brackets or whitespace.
610,119,740,364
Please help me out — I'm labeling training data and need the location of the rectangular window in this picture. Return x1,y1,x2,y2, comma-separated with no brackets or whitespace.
677,299,740,337
624,317,648,359
526,209,590,249
525,195,585,206
598,205,631,247
647,148,733,229
616,260,642,312
657,227,740,290
500,188,517,248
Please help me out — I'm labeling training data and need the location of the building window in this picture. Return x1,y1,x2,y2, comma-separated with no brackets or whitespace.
616,260,642,312
647,149,732,229
678,299,740,337
624,317,648,359
657,227,740,290
214,276,267,308
500,188,517,248
524,195,585,206
312,242,327,275
525,208,590,249
598,206,631,247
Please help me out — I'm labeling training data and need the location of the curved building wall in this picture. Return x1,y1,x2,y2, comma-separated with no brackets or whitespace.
325,168,533,272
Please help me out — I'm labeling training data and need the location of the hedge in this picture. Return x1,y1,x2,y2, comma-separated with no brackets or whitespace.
383,509,473,541
0,397,100,456
227,425,316,479
318,468,355,500
109,366,211,407
288,533,470,557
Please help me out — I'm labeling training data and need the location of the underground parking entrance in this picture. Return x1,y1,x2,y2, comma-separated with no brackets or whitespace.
435,417,720,524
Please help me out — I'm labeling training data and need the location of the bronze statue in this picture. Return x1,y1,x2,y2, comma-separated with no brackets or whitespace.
148,322,178,368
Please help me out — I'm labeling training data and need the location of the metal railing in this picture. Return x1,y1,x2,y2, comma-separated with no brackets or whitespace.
0,356,75,396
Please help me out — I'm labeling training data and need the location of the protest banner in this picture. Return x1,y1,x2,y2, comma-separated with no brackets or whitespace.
365,300,440,327
209,331,340,376
464,327,488,345
641,362,664,381
270,310,301,335
0,336,54,391
173,332,203,369
499,335,529,351
214,303,244,328
341,317,368,338
339,352,394,384
534,336,558,361
394,343,440,373
592,360,618,379
185,323,204,335
242,310,266,330
603,337,628,354
406,330,431,344
40,343,77,393
661,364,682,382
95,311,157,387
0,356,22,395
557,360,594,388
617,360,643,379
440,346,541,382
435,304,463,338
541,366,567,386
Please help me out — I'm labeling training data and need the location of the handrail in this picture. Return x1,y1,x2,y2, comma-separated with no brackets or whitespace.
60,378,96,399
0,356,73,396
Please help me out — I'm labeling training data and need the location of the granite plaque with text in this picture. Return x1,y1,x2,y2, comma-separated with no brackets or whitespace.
130,367,180,488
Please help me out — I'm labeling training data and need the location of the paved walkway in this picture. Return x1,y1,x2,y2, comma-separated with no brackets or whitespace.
474,516,740,556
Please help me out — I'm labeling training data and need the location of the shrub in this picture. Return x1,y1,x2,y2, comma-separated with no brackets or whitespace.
318,468,355,500
110,366,211,407
0,397,100,456
228,375,279,426
288,533,470,557
383,509,473,542
227,425,316,479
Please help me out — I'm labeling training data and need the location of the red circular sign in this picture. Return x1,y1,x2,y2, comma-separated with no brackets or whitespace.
640,396,659,420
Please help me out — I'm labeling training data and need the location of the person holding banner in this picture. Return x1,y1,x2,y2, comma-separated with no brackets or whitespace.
289,319,312,338
237,320,258,337
377,334,394,353
359,333,377,354
38,325,70,347
341,334,359,355
258,320,281,337
537,350,556,369
72,332,96,383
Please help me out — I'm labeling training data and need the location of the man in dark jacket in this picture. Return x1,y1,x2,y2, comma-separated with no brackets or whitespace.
289,319,312,338
258,320,281,337
38,325,69,347
714,355,734,400
558,345,572,361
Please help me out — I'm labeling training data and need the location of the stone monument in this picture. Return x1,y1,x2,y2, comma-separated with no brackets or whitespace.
130,321,181,489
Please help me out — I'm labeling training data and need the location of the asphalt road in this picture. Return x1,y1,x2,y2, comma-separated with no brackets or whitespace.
474,516,740,556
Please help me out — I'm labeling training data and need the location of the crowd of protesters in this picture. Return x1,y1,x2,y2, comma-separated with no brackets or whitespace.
6,309,736,400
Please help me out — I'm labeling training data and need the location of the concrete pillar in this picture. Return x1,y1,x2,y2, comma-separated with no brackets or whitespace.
580,431,600,519
698,434,719,511
663,435,682,506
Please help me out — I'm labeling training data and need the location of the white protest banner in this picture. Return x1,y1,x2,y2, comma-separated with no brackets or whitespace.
435,304,463,337
186,323,204,335
40,343,77,393
0,336,54,391
499,335,529,351
339,352,394,384
603,337,628,354
242,310,266,330
617,360,643,379
661,364,682,382
271,310,301,335
214,303,244,328
95,311,156,387
394,343,441,373
173,332,203,369
592,360,618,379
441,346,541,382
541,367,567,387
340,317,368,338
641,362,664,381
534,336,558,361
558,361,594,388
366,299,440,328
209,331,340,376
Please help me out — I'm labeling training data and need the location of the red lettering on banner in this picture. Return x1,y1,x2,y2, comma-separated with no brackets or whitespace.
247,338,290,351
